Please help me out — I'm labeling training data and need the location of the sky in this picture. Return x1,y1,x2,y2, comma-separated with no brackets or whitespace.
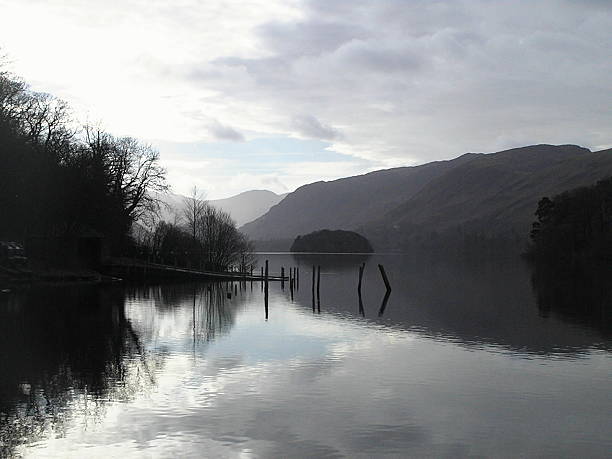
0,0,610,199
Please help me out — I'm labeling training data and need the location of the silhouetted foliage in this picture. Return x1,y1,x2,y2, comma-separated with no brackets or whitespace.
0,67,167,254
527,177,612,263
291,230,373,253
135,206,255,272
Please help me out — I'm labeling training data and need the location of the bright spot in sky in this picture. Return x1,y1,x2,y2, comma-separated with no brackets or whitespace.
0,0,610,198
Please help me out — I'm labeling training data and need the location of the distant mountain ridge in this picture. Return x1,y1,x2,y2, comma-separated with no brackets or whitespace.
241,153,477,240
241,144,612,251
156,189,286,227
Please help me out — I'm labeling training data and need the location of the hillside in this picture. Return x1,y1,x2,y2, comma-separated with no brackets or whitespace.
241,154,477,240
366,145,612,250
241,144,612,251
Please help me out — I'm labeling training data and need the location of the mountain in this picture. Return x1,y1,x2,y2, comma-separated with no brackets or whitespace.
210,190,287,227
156,190,286,227
241,154,477,240
241,144,612,251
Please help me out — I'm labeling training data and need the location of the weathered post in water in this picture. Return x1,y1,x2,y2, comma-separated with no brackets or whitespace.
296,267,300,290
317,265,321,313
378,264,392,292
311,265,316,312
281,266,285,290
264,259,269,319
357,262,365,294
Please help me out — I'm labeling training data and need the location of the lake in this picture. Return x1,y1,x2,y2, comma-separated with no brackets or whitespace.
1,253,611,458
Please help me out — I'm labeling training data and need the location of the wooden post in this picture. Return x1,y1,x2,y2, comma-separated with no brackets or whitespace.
317,265,321,313
312,265,315,296
264,259,269,320
357,262,365,294
378,264,391,292
296,267,300,290
312,265,316,313
281,266,285,289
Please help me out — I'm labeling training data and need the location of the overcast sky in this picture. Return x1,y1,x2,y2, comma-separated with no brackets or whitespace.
1,0,610,198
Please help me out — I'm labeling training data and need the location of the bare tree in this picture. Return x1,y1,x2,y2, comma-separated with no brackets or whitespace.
84,126,168,227
183,185,207,241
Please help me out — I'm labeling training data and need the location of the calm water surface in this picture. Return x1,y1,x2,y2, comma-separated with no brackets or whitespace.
1,254,611,458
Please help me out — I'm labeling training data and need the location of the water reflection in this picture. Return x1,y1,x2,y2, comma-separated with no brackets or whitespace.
260,253,611,356
531,262,612,336
0,285,152,456
1,256,610,458
0,282,236,456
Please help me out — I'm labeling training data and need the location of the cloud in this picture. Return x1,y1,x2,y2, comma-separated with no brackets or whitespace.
291,114,341,141
1,0,610,194
208,120,245,142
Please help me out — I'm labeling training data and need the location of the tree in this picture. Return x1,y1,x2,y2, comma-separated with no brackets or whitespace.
84,126,168,250
183,186,207,241
527,178,612,262
0,63,168,254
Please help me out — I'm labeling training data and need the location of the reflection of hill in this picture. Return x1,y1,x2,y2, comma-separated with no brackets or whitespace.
0,285,158,457
278,253,612,357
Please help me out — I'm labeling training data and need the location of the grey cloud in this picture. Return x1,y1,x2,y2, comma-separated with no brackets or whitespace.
257,19,368,57
333,40,424,73
178,0,611,164
208,120,245,142
292,115,341,141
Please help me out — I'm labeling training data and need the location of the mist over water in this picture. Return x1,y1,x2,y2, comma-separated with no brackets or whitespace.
1,254,610,458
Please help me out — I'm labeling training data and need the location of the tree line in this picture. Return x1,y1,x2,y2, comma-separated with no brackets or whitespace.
528,177,612,263
0,61,253,271
133,188,255,272
0,62,166,250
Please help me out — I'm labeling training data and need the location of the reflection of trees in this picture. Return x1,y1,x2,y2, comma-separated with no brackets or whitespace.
291,253,371,271
0,284,158,457
123,282,236,345
531,263,612,337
